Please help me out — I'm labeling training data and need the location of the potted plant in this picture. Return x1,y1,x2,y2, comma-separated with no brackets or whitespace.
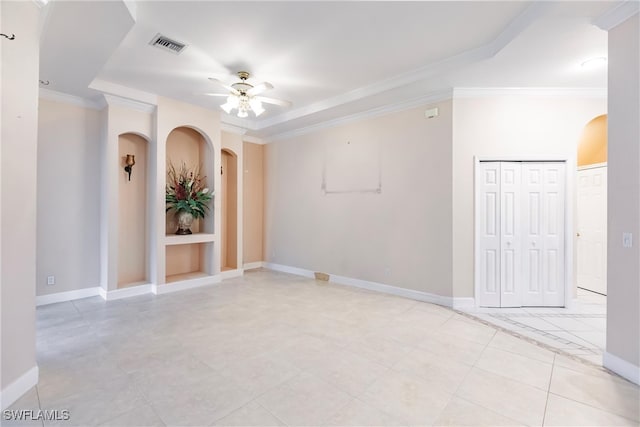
166,162,213,235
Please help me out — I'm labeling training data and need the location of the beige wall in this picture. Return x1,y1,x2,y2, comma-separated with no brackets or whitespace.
265,101,453,296
243,142,264,264
451,95,606,298
1,0,39,403
606,13,639,377
36,100,102,296
221,150,238,269
118,133,148,287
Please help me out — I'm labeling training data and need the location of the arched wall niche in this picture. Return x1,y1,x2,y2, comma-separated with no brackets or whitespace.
578,114,607,167
221,148,238,270
164,125,216,281
118,132,150,288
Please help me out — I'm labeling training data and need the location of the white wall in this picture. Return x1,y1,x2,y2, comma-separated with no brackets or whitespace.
265,101,453,296
37,100,101,296
1,1,40,408
451,94,606,298
605,13,639,383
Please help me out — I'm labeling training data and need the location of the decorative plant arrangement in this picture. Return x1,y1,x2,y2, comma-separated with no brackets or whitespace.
166,162,213,235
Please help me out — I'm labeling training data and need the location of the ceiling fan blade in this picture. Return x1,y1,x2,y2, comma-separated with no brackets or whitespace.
202,93,230,97
208,77,240,95
255,96,292,107
247,82,274,96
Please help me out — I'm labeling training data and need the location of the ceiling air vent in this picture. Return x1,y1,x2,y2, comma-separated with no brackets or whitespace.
149,33,187,54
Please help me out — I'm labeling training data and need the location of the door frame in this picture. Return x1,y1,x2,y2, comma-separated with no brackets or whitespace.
473,156,575,308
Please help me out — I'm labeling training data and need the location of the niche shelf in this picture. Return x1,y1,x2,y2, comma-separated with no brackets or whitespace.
165,233,216,246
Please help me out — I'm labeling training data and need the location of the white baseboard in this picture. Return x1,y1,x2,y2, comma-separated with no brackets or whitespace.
604,351,640,385
0,366,38,410
153,275,221,295
263,262,316,279
220,269,244,279
36,287,101,306
100,284,153,301
262,262,473,309
243,261,265,270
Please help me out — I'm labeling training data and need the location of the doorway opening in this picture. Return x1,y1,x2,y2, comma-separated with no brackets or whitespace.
221,149,238,271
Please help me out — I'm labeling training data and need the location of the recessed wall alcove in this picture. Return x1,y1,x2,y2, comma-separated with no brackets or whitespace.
221,149,238,270
117,132,149,288
164,125,216,284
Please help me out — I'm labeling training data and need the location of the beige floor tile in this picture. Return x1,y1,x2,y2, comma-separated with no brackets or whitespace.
475,346,553,390
549,365,640,422
257,372,352,426
433,396,526,426
149,394,219,427
437,315,497,345
343,332,413,368
416,332,487,366
392,348,472,394
3,387,43,427
543,393,638,426
324,398,406,426
212,401,284,426
456,367,547,426
360,369,452,425
487,331,556,364
98,404,165,426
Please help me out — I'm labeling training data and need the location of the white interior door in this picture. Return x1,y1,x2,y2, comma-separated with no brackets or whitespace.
478,162,501,307
577,166,607,295
478,161,566,307
499,163,522,307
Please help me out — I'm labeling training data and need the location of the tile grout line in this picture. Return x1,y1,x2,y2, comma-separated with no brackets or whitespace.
541,353,557,426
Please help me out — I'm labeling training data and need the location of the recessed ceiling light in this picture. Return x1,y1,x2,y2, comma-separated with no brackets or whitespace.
581,57,607,69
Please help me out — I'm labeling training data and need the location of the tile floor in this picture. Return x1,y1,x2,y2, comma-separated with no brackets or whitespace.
460,288,607,365
6,270,638,426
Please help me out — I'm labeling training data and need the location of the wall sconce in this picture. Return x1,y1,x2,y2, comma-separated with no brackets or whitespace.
124,154,135,181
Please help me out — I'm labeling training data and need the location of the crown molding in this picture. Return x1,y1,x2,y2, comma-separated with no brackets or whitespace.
242,135,266,145
39,88,104,110
263,89,453,142
452,87,607,99
252,1,549,132
593,1,639,31
102,94,156,113
220,123,248,135
88,78,158,106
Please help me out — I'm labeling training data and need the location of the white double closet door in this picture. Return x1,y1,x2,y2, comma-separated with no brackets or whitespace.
478,161,566,307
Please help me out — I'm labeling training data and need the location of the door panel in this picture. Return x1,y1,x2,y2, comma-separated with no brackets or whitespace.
542,163,565,306
522,163,544,305
478,162,501,307
500,163,522,307
577,167,607,294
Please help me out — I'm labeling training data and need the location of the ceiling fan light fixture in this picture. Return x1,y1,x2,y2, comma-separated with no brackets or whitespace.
237,109,249,118
249,98,264,116
227,95,240,108
220,102,234,114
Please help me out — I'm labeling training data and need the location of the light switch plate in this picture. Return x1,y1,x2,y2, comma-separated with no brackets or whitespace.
623,232,633,248
47,275,55,286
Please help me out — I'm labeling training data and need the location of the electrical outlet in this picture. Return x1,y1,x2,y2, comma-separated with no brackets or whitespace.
47,276,55,286
623,232,633,248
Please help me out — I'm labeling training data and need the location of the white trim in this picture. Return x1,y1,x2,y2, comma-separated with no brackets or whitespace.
152,275,221,295
604,352,640,385
103,94,156,114
593,1,639,31
220,269,243,279
578,162,607,171
453,87,607,99
264,89,453,142
242,136,266,145
39,88,103,110
88,78,158,106
263,262,316,279
243,261,265,270
0,366,39,410
221,123,248,135
32,0,48,8
263,262,472,308
35,287,101,306
100,284,153,301
473,156,573,309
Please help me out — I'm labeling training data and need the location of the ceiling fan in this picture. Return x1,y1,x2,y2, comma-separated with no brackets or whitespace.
205,71,291,118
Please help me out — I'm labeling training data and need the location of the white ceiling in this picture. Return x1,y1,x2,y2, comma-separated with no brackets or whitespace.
39,1,612,139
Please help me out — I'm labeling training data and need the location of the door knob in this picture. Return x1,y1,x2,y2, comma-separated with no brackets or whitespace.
577,232,581,237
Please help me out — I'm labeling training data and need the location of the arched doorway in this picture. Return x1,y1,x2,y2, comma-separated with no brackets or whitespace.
221,149,238,270
577,114,607,295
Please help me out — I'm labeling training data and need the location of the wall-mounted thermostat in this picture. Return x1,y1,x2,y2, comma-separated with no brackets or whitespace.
425,107,439,119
